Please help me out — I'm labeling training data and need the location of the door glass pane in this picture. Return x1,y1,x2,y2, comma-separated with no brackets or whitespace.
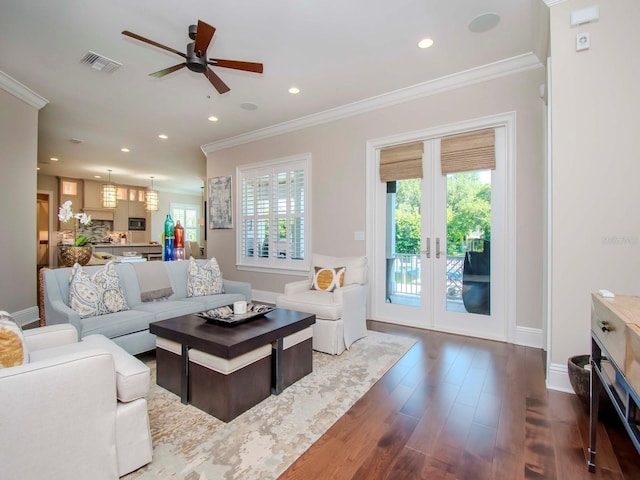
446,170,491,314
385,178,422,306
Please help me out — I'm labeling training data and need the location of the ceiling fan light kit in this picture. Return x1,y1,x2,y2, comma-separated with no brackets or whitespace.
122,20,263,94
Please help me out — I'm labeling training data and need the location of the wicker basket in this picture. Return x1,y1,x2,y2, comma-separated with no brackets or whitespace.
58,245,92,267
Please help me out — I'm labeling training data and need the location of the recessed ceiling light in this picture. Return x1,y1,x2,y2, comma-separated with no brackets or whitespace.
208,116,219,122
468,13,501,33
158,134,168,139
288,87,300,94
94,175,101,179
240,102,258,111
121,147,130,153
418,38,434,49
50,157,59,162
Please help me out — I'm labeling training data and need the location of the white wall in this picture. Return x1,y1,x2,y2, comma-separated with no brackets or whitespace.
548,0,640,389
206,66,546,331
0,85,40,313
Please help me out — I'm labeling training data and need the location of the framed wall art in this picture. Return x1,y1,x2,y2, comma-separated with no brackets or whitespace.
208,175,233,229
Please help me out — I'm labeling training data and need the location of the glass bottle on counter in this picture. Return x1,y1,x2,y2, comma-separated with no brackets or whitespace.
174,220,184,248
174,220,185,260
164,215,174,238
163,214,175,261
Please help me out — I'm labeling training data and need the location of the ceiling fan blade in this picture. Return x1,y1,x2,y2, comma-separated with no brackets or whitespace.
149,63,186,78
193,20,216,56
209,58,264,74
122,30,187,58
205,67,230,94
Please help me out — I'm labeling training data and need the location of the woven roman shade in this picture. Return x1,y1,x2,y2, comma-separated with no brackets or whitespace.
440,128,495,175
379,142,424,182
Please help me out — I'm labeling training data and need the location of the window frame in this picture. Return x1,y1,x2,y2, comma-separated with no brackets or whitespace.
170,203,200,243
236,153,311,276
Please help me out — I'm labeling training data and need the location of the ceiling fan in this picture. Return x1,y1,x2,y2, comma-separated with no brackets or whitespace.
122,20,263,94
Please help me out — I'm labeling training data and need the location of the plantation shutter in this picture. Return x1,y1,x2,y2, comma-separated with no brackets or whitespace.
440,128,495,175
379,142,424,182
239,156,308,267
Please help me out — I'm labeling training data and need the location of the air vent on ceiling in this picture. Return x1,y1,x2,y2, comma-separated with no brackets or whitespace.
80,51,122,73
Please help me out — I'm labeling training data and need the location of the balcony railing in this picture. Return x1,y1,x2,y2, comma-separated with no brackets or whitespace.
389,253,464,300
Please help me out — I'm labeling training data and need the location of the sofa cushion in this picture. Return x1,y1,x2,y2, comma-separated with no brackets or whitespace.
276,290,342,320
187,257,224,297
134,299,207,321
311,266,345,292
80,309,155,340
69,261,129,318
0,311,28,367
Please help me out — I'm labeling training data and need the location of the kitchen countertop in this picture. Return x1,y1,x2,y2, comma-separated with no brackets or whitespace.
91,243,161,247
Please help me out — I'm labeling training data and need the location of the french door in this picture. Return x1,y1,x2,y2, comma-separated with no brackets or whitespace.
371,124,509,342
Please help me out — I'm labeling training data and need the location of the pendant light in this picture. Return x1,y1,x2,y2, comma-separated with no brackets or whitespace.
102,169,117,208
146,176,159,211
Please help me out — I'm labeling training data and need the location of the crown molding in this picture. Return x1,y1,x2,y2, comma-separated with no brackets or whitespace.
201,52,542,154
0,70,49,109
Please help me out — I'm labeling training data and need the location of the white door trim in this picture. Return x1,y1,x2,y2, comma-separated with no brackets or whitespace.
365,111,517,343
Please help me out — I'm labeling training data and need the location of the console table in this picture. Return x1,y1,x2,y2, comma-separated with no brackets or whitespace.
589,293,640,472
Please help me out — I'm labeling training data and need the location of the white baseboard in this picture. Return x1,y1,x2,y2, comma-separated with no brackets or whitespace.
547,362,574,393
10,306,40,327
514,326,544,348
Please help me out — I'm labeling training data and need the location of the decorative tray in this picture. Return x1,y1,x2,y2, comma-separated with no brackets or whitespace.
197,303,274,326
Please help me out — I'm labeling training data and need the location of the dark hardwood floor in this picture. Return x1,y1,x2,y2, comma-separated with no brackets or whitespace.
280,321,640,480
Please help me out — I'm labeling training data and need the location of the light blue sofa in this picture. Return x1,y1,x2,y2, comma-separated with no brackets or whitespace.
41,260,251,355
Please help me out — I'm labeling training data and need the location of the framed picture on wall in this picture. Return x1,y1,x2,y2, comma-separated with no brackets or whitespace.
208,175,232,229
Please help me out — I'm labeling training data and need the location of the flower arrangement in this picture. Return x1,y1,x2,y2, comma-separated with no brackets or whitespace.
58,200,92,246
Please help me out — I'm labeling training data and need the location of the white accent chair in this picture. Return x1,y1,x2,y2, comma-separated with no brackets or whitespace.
0,323,152,479
276,254,368,355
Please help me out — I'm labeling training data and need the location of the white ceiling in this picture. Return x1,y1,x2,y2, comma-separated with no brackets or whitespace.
0,0,548,195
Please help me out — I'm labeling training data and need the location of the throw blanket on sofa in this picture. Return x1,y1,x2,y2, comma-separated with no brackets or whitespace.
132,262,173,302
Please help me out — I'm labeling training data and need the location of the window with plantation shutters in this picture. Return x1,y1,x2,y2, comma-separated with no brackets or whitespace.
238,154,309,271
440,128,495,175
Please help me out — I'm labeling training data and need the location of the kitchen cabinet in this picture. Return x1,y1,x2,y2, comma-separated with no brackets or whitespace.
129,203,146,219
83,180,102,209
58,177,82,228
58,177,81,208
114,200,129,232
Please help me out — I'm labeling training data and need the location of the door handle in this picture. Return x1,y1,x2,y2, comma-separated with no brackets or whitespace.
435,237,441,259
421,238,430,258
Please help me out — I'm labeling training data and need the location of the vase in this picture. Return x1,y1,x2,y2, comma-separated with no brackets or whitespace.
58,245,93,267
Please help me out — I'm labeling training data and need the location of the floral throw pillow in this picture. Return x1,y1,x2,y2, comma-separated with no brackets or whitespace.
187,257,224,297
311,266,346,292
0,311,28,368
69,261,129,318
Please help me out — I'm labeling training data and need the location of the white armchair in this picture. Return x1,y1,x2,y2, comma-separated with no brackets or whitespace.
276,254,368,355
0,323,152,479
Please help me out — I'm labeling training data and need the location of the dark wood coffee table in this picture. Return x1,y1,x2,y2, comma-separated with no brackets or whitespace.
150,308,315,421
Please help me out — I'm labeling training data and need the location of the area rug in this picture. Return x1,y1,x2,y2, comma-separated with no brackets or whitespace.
124,330,416,480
